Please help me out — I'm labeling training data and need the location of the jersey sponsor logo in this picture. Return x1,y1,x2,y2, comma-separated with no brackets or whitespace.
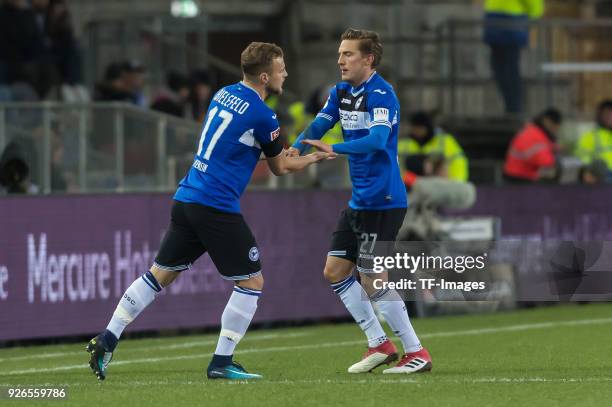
373,108,389,122
270,128,280,141
339,109,369,130
249,247,260,262
341,98,352,105
355,96,364,110
373,89,387,95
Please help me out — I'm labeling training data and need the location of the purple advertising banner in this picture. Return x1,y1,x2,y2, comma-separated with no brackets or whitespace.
1,186,611,341
459,185,612,240
0,191,352,341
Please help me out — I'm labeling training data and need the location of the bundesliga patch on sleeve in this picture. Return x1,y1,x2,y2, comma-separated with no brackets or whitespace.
373,108,389,122
270,128,280,141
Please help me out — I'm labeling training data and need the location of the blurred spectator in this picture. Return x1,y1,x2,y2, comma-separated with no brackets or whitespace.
306,86,343,146
282,86,345,188
287,97,308,145
94,62,133,102
0,120,73,194
31,0,49,39
575,99,612,172
405,154,447,180
287,85,342,147
398,112,468,182
8,82,39,101
46,0,82,86
483,0,544,114
402,153,446,189
187,69,212,122
0,0,53,97
0,140,36,194
579,159,609,185
503,108,562,183
122,59,146,107
31,124,70,191
150,71,190,118
0,85,10,101
398,153,476,241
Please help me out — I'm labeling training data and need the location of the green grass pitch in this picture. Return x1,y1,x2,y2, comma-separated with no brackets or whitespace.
1,303,612,407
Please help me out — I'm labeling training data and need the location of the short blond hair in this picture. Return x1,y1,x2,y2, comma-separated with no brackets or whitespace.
340,28,383,68
240,42,284,80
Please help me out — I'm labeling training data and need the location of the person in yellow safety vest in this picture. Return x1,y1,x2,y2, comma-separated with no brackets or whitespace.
265,94,279,111
398,112,468,182
575,99,612,173
484,0,544,113
287,86,342,148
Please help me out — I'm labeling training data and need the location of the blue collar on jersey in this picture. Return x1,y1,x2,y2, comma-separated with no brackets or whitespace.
239,81,263,100
350,71,378,97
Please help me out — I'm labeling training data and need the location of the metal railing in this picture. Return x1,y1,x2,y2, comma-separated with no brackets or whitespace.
0,102,351,195
0,102,202,194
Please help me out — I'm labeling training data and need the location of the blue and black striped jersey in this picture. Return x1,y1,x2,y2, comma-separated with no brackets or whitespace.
318,72,407,210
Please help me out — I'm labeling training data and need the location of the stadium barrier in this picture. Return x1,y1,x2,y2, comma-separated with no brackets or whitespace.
0,191,350,341
1,186,612,341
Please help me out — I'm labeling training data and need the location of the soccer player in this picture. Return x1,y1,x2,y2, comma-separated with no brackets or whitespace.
289,28,432,374
86,42,334,381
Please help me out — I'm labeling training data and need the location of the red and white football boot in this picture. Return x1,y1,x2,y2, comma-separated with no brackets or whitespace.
347,339,399,373
382,348,432,374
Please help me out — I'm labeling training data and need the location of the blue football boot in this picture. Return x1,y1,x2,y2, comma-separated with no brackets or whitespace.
207,361,262,380
86,332,115,380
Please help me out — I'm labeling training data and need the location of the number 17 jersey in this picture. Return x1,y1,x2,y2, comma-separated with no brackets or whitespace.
174,82,283,213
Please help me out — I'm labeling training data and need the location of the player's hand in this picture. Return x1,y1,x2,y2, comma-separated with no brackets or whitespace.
307,151,337,163
302,139,333,154
286,147,300,157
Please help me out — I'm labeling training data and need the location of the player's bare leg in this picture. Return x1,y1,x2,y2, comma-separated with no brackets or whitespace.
324,256,398,373
86,266,179,380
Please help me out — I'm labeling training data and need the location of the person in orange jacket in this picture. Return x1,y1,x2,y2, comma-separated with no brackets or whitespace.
503,108,562,183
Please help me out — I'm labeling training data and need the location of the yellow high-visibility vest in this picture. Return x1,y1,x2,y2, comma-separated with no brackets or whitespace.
484,0,544,18
575,127,612,170
287,101,343,147
398,132,469,182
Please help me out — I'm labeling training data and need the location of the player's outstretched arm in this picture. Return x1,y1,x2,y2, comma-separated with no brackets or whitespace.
266,150,336,176
290,115,337,156
302,125,391,155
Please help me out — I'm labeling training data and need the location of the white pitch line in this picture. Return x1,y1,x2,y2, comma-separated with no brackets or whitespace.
1,317,611,376
211,377,612,385
0,340,363,376
0,332,308,363
3,377,612,387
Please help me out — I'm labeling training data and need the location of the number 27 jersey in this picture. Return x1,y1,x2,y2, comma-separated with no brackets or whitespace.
174,82,282,213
